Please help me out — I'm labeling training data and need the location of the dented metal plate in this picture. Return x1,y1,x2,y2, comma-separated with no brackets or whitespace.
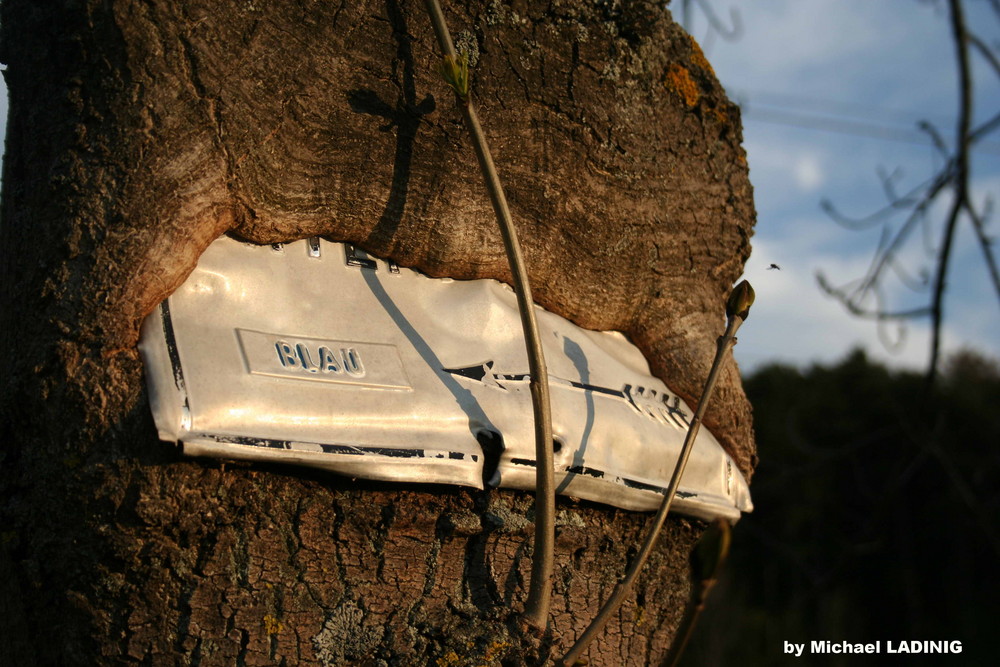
139,236,752,522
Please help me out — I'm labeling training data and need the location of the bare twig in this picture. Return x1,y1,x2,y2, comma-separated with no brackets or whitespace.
560,281,754,667
875,166,921,208
819,169,947,231
886,252,931,292
967,30,1000,80
819,0,1000,381
680,0,742,54
422,0,556,630
966,198,1000,305
693,0,743,41
658,519,732,667
817,274,932,320
917,120,951,158
970,109,1000,143
928,0,974,382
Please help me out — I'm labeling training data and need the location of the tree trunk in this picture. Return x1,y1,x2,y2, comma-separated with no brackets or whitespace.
0,1,755,664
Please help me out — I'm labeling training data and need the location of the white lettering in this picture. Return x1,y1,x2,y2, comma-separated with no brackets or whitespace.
341,347,365,377
784,641,804,657
275,341,297,367
274,341,365,378
811,641,878,654
887,641,963,654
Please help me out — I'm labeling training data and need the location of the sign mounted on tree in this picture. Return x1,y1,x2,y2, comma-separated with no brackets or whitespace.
139,236,752,522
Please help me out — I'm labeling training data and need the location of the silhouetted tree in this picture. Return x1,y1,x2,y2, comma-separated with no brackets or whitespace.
683,348,1000,666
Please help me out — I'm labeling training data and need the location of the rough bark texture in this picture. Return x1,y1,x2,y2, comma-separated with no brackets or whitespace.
0,0,755,664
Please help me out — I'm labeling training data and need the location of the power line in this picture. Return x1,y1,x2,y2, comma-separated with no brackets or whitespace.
733,92,1000,156
733,88,958,129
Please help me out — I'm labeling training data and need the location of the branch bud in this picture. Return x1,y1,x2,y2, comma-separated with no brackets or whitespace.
726,280,755,321
439,53,470,103
690,518,732,584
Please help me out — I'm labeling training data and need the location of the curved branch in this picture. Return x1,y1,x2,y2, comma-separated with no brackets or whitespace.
966,197,1000,307
886,252,932,292
422,0,555,630
918,120,951,159
857,169,954,295
821,197,902,231
694,0,743,41
877,166,910,206
820,168,946,231
970,109,1000,144
967,30,1000,81
561,289,751,666
928,0,975,383
817,272,933,320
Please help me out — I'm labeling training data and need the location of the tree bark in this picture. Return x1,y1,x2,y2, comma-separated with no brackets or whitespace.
0,1,755,664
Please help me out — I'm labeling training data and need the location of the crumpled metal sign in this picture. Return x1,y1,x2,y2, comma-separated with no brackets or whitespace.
139,236,752,522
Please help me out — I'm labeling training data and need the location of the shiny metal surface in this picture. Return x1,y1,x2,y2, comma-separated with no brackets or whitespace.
139,236,752,522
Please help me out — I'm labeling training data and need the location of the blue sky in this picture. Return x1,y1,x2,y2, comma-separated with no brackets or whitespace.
693,0,1000,372
1,1,997,374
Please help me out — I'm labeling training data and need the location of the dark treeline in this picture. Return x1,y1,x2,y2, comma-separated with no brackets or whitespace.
682,348,1000,666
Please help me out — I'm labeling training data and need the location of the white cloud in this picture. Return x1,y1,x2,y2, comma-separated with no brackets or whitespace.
735,217,1000,374
698,0,1000,372
794,154,824,191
